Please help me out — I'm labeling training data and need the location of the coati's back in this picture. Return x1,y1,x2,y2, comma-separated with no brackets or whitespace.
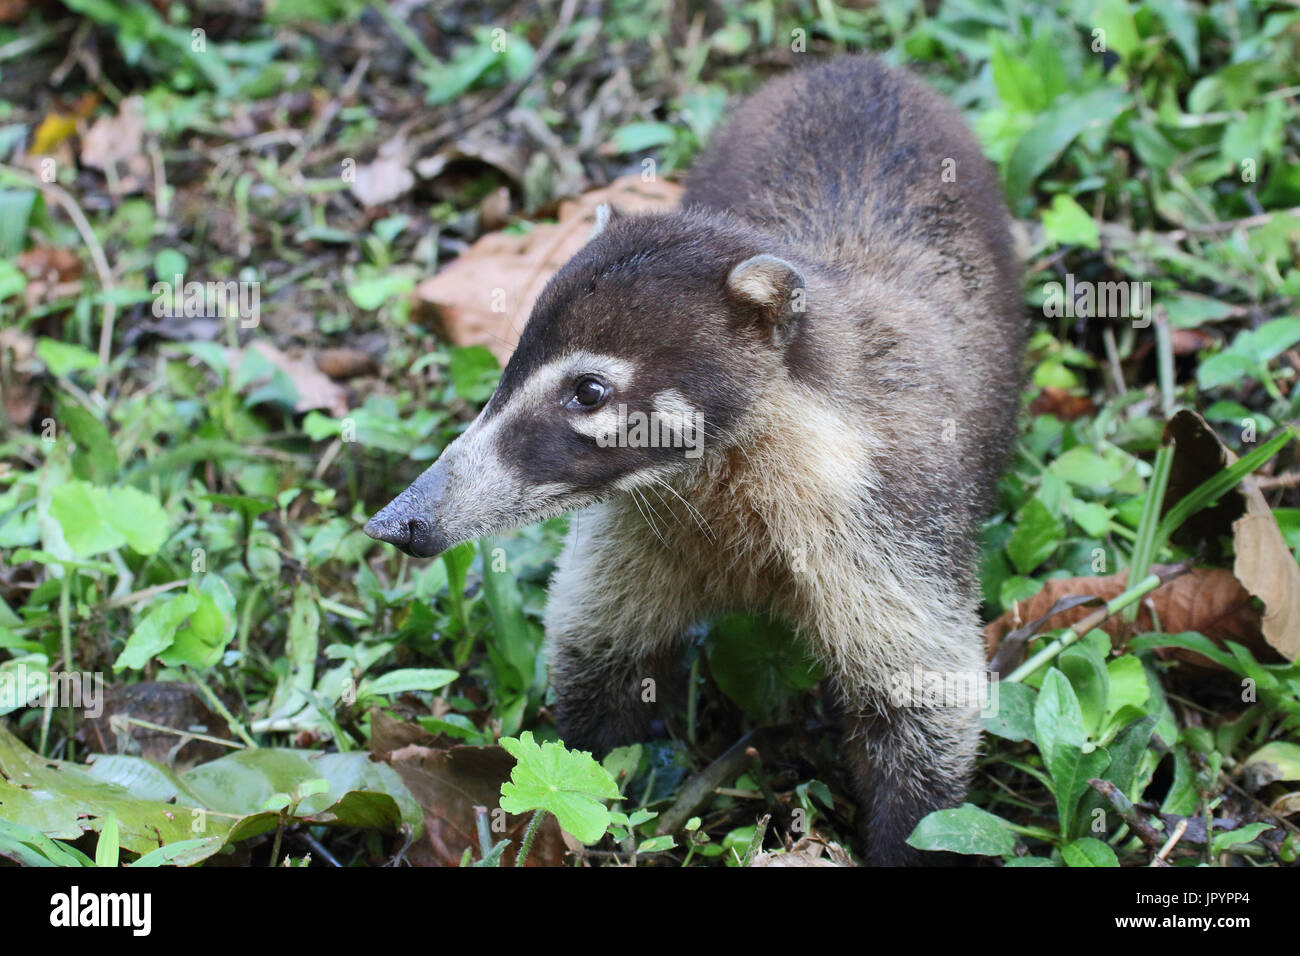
685,57,1024,570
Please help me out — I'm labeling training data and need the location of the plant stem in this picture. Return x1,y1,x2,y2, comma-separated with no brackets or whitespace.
515,810,547,868
1124,443,1173,622
184,666,258,748
59,573,75,762
1006,572,1164,682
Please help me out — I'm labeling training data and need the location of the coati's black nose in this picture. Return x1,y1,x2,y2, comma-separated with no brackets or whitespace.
364,514,443,558
364,462,451,558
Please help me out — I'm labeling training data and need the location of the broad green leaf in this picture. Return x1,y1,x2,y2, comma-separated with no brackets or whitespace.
37,338,100,377
705,613,822,720
95,813,120,868
1211,823,1274,856
357,668,458,701
1059,643,1109,740
1004,86,1130,206
906,804,1017,857
1062,836,1119,867
1006,496,1064,575
115,593,200,671
499,731,621,845
608,121,677,154
982,680,1037,743
1041,194,1100,249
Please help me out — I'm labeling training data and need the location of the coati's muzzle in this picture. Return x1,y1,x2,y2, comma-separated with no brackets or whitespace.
363,460,452,558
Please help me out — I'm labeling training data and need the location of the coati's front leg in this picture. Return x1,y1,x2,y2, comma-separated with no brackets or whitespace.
812,588,986,866
842,698,980,866
544,505,705,756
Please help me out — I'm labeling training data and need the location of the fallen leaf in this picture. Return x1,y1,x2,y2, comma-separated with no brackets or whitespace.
80,96,145,171
384,742,566,867
79,97,151,194
0,326,40,427
80,681,231,771
30,112,76,155
315,347,378,380
349,134,415,208
751,836,854,867
413,174,684,362
227,340,349,416
1163,410,1300,660
1029,387,1095,421
983,567,1280,669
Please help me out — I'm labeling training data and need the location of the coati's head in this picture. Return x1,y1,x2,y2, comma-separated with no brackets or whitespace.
364,207,808,557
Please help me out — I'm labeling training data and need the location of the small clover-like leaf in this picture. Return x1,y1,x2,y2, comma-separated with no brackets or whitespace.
498,732,621,844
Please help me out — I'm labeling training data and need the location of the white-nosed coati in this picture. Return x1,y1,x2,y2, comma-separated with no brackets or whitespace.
366,56,1025,865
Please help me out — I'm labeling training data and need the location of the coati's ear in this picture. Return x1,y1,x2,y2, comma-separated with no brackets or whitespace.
726,254,806,345
590,203,623,239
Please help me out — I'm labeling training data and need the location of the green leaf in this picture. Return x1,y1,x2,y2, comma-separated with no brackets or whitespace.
58,401,117,485
608,121,677,154
1035,669,1108,836
499,732,621,845
982,680,1037,743
37,338,100,377
95,813,120,868
1242,741,1300,787
906,804,1017,857
0,190,36,258
357,668,458,701
1049,446,1130,490
1059,643,1109,740
1211,823,1274,856
1041,194,1100,249
637,835,676,853
705,613,822,720
49,481,168,557
1006,496,1064,575
1004,86,1130,206
447,345,501,404
1061,836,1119,867
1092,0,1141,59
115,593,200,671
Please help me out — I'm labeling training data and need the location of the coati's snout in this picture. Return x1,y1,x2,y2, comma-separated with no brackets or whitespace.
363,460,450,557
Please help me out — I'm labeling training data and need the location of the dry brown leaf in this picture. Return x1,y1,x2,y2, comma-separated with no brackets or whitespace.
80,97,151,193
0,326,40,428
983,567,1279,669
413,174,684,362
1235,502,1300,660
382,742,566,867
1028,387,1095,421
1163,410,1300,660
314,347,377,380
80,97,144,169
750,836,854,867
348,134,415,208
227,340,349,417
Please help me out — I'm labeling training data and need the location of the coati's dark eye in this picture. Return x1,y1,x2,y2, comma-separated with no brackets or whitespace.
571,376,608,408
